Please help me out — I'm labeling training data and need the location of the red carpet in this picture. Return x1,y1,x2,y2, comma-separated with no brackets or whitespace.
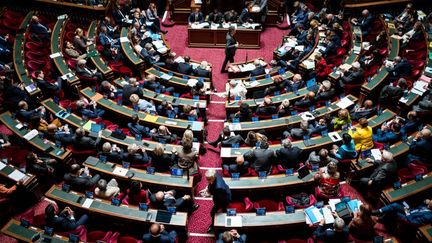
163,24,285,242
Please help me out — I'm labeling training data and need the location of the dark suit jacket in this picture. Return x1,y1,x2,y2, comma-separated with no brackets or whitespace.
358,14,374,34
387,59,412,77
35,78,58,93
195,67,210,77
208,174,231,206
150,153,175,172
225,33,237,57
72,135,100,151
188,12,204,23
63,173,100,191
409,137,432,162
244,148,275,172
250,66,266,77
122,152,150,166
239,8,250,24
142,231,175,243
122,84,143,106
369,160,397,187
275,146,302,169
98,151,123,163
341,68,364,84
314,225,349,243
128,122,150,137
75,65,94,78
177,62,193,75
46,213,81,231
30,22,49,35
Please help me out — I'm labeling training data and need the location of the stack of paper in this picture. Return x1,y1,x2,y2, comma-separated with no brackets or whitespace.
371,149,382,161
300,111,315,121
23,129,39,141
239,63,256,72
295,45,304,52
25,84,37,93
228,123,242,131
49,52,62,59
152,40,165,49
304,206,324,224
8,169,28,182
353,46,361,54
328,199,341,212
303,59,315,70
160,73,173,80
113,167,128,176
336,97,354,109
411,80,429,96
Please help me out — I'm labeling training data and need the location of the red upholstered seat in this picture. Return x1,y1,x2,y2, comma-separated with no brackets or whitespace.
118,236,142,243
87,231,113,243
107,232,120,243
57,225,87,242
253,199,284,211
227,197,253,213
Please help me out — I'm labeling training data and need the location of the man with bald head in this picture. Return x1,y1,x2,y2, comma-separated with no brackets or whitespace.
46,123,74,146
149,190,199,212
406,128,432,166
142,223,177,243
352,9,374,36
350,100,376,121
294,91,316,108
64,163,100,191
72,127,102,151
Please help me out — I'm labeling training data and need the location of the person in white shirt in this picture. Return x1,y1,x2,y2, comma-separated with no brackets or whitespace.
129,94,156,113
226,79,247,100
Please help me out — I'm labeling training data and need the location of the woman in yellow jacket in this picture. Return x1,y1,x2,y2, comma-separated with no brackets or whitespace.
333,109,352,130
348,118,374,151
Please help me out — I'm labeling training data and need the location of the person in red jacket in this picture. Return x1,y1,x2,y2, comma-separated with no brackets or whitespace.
314,53,332,81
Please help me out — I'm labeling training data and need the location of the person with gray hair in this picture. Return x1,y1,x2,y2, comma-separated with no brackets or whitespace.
284,119,311,140
339,61,364,89
275,138,302,169
405,128,432,166
75,59,104,82
243,141,275,174
249,58,266,77
313,217,349,242
277,99,293,117
94,178,120,199
200,169,231,233
122,77,143,106
315,80,335,101
143,74,174,94
99,80,118,99
306,148,338,168
194,60,211,77
98,142,123,163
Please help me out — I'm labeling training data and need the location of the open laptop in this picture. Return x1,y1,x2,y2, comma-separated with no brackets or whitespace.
89,123,103,137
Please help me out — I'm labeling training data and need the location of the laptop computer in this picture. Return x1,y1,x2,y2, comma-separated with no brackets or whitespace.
155,210,172,224
89,123,103,137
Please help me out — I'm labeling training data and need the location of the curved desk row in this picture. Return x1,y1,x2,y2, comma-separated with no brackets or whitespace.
146,67,212,93
86,20,114,79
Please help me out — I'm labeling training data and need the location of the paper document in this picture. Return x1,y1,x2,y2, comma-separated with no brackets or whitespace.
399,97,408,103
339,64,352,71
174,56,185,63
25,84,37,93
165,120,177,125
321,208,335,224
229,123,242,131
304,206,323,224
295,45,304,52
220,148,232,157
300,112,315,121
153,40,165,49
336,97,354,109
328,132,342,142
0,162,6,170
353,46,361,54
112,167,128,176
119,37,129,43
8,169,27,182
302,59,315,69
160,73,173,80
371,149,382,161
225,216,242,227
49,52,62,59
328,199,341,212
239,63,256,72
248,80,259,87
23,129,39,141
60,73,74,80
82,199,94,209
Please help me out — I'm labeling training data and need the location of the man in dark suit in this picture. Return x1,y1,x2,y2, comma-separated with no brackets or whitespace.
122,78,143,106
45,204,89,232
34,70,61,95
221,26,238,73
63,163,101,191
188,8,204,24
250,59,266,77
201,169,231,233
75,59,104,82
30,16,51,39
72,128,101,151
128,114,151,138
379,78,407,106
313,217,349,243
406,128,432,165
142,223,177,243
122,143,151,166
177,56,193,75
255,97,277,116
339,62,364,88
354,9,374,36
386,56,412,80
149,190,199,212
16,101,45,122
98,142,123,163
239,4,253,24
208,9,223,24
194,61,211,77
275,139,302,169
373,199,432,228
243,141,276,173
253,0,268,23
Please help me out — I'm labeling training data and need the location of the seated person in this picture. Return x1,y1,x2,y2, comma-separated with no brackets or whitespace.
122,143,150,166
94,178,120,199
319,35,338,57
143,74,174,94
231,103,253,122
121,181,148,205
284,120,311,140
239,3,253,24
331,133,357,160
401,110,421,135
149,190,199,212
45,123,74,147
177,56,193,75
339,62,364,88
98,142,123,163
379,78,407,106
310,118,329,135
307,149,338,168
151,125,177,143
294,91,315,108
16,101,45,121
64,163,101,191
74,28,92,54
122,77,143,106
30,16,51,39
188,8,204,25
99,80,118,99
414,88,432,113
286,73,305,92
72,128,101,151
249,59,266,77
223,9,238,23
208,9,223,24
76,99,105,119
208,126,244,147
313,217,349,243
243,141,275,174
45,204,88,232
225,80,247,100
129,94,156,113
25,152,57,178
315,161,340,197
0,132,11,149
244,131,267,147
75,59,104,83
277,99,293,117
255,97,277,116
373,199,432,228
34,70,60,95
350,100,376,121
64,41,87,60
315,80,335,101
194,61,211,77
349,118,374,151
0,181,19,199
223,155,250,175
349,204,376,241
128,114,151,138
406,128,432,165
400,21,423,49
174,138,199,176
216,229,247,243
332,109,351,130
157,101,177,118
385,56,412,80
143,223,177,243
150,144,176,172
373,122,402,144
351,9,374,36
275,139,302,169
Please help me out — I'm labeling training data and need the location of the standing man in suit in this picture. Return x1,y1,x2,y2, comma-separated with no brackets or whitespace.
221,26,238,73
201,169,231,233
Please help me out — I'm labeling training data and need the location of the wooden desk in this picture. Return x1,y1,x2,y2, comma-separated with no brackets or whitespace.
84,156,194,195
418,224,432,242
1,219,78,243
120,27,145,70
380,172,432,204
0,159,36,188
154,61,212,83
146,67,212,92
13,11,41,97
41,99,198,154
51,17,80,86
45,185,188,229
80,88,204,140
224,95,358,134
87,20,114,79
360,19,399,102
220,109,395,159
0,112,71,161
34,0,108,11
214,210,306,233
188,25,261,49
113,79,207,108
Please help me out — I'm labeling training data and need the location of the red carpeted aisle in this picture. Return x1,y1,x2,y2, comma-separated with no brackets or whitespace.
162,25,287,242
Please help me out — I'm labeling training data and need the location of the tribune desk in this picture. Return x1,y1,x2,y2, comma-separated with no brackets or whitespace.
188,24,261,49
1,219,79,243
83,156,194,195
45,185,188,230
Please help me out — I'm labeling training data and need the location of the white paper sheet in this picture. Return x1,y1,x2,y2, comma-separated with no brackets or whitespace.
49,52,62,59
112,167,128,176
225,216,242,227
336,97,354,109
8,169,27,182
328,199,341,212
82,198,94,208
322,207,335,224
23,129,39,141
328,132,342,142
0,162,6,170
119,37,130,43
220,148,232,157
371,149,382,161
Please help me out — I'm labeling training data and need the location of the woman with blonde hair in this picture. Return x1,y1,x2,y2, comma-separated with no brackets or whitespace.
315,161,341,197
129,94,156,113
332,109,351,130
